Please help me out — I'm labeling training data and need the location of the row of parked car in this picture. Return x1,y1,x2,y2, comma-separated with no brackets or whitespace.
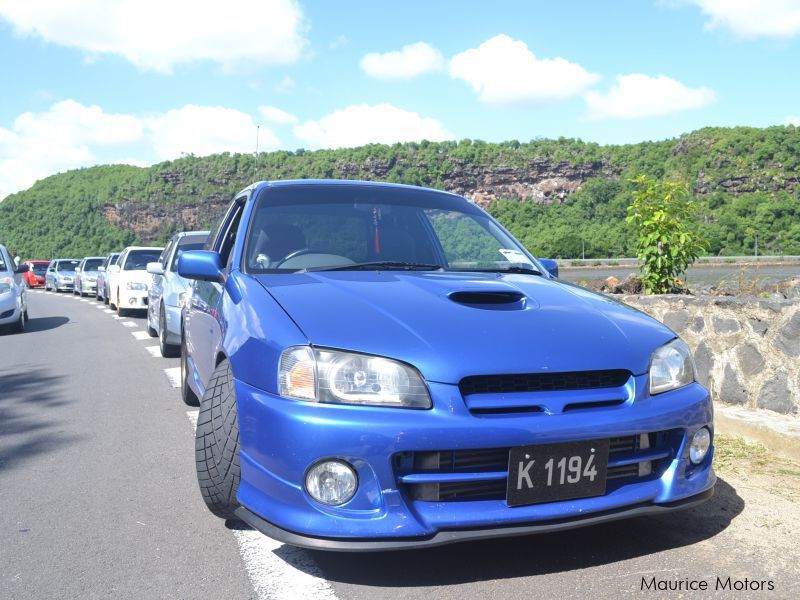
3,231,208,355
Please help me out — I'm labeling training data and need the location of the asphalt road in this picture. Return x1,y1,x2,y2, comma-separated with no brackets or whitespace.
2,291,798,599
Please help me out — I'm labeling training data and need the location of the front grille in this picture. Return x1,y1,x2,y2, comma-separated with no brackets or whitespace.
459,370,631,396
397,430,680,502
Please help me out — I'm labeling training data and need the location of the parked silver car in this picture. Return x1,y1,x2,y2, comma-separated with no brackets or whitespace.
0,244,29,333
74,256,104,297
96,252,121,304
146,230,209,357
45,259,80,292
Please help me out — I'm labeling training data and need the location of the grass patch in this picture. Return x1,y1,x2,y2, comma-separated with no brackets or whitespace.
714,434,770,474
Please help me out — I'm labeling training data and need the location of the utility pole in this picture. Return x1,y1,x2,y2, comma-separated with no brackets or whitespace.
755,234,758,258
253,125,260,182
582,240,585,260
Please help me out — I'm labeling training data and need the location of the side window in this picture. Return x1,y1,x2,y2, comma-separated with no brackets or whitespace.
161,240,175,269
220,205,245,271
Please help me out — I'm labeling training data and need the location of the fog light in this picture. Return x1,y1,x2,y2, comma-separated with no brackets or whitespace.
129,297,137,304
305,460,357,506
689,427,711,464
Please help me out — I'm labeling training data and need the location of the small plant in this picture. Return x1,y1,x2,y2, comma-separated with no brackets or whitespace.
626,176,707,294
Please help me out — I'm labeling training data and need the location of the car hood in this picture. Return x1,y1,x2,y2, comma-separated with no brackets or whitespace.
83,270,100,277
255,272,674,384
117,270,152,283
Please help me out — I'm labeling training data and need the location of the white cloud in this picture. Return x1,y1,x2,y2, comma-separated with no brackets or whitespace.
786,115,800,126
0,100,281,200
449,34,600,105
273,75,296,93
293,104,452,149
145,105,279,160
259,105,298,125
360,42,445,80
585,74,716,120
686,0,800,38
0,0,307,73
0,100,143,200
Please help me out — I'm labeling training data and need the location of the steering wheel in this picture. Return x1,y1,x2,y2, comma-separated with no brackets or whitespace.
274,248,312,267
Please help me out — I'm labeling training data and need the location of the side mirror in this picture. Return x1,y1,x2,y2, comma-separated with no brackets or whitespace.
178,250,224,283
538,258,559,278
146,262,165,275
108,265,121,274
98,266,105,272
15,265,30,274
75,267,81,273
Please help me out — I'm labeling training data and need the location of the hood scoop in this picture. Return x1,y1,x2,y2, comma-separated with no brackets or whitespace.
448,290,527,310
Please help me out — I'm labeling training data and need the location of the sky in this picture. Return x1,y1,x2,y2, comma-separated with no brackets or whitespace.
1,0,799,200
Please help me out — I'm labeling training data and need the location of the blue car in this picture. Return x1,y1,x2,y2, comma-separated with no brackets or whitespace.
179,180,715,551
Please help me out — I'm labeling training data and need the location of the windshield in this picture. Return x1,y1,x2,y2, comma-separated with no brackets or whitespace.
32,264,48,275
84,259,103,271
124,249,162,271
171,235,208,271
245,186,537,273
57,260,80,271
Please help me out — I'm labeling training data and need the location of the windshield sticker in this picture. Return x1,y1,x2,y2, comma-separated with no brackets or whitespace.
498,248,529,264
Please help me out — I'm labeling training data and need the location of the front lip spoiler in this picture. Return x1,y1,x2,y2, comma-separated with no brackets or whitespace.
233,486,714,552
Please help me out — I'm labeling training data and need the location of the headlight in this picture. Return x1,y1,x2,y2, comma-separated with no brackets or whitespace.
126,281,147,290
0,277,12,293
279,346,431,408
649,338,695,395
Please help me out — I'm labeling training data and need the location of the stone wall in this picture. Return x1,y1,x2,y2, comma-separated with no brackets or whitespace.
620,294,799,414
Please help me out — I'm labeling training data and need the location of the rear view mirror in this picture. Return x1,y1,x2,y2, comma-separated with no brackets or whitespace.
178,250,224,283
538,258,559,278
147,262,165,275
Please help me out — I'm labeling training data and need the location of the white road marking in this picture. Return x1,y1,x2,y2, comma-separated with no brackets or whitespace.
121,321,137,328
103,309,114,313
131,331,150,340
183,410,337,600
96,305,105,310
80,299,88,302
113,315,123,320
164,367,181,388
144,346,161,357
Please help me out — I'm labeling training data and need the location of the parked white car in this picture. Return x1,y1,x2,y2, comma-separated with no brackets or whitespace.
107,246,163,316
0,244,29,333
146,230,209,357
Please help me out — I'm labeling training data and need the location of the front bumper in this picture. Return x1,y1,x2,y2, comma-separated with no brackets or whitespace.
56,280,74,290
79,281,97,293
118,290,148,309
235,487,714,551
0,293,20,325
235,376,716,547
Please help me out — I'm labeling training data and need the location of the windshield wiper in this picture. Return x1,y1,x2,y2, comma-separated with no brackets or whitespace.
460,266,543,276
302,261,445,273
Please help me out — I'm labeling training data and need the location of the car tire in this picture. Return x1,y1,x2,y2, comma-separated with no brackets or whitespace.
12,309,26,333
180,334,201,407
159,305,179,357
195,359,241,520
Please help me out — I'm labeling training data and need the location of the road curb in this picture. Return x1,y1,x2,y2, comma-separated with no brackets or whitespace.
714,402,800,462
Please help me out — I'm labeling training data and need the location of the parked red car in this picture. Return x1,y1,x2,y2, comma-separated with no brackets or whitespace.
23,261,49,287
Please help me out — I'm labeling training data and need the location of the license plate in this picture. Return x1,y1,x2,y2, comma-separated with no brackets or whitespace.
507,439,610,507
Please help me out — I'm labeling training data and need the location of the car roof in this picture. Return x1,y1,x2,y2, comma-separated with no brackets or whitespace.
82,256,105,260
243,179,465,199
173,230,211,239
122,246,163,251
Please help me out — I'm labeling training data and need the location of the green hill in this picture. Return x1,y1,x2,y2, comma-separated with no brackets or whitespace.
1,125,799,260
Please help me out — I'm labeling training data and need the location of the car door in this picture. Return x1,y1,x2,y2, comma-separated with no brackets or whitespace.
150,239,173,325
46,261,55,289
187,196,246,388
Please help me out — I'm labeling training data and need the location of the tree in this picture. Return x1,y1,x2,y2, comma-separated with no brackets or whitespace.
626,176,706,294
